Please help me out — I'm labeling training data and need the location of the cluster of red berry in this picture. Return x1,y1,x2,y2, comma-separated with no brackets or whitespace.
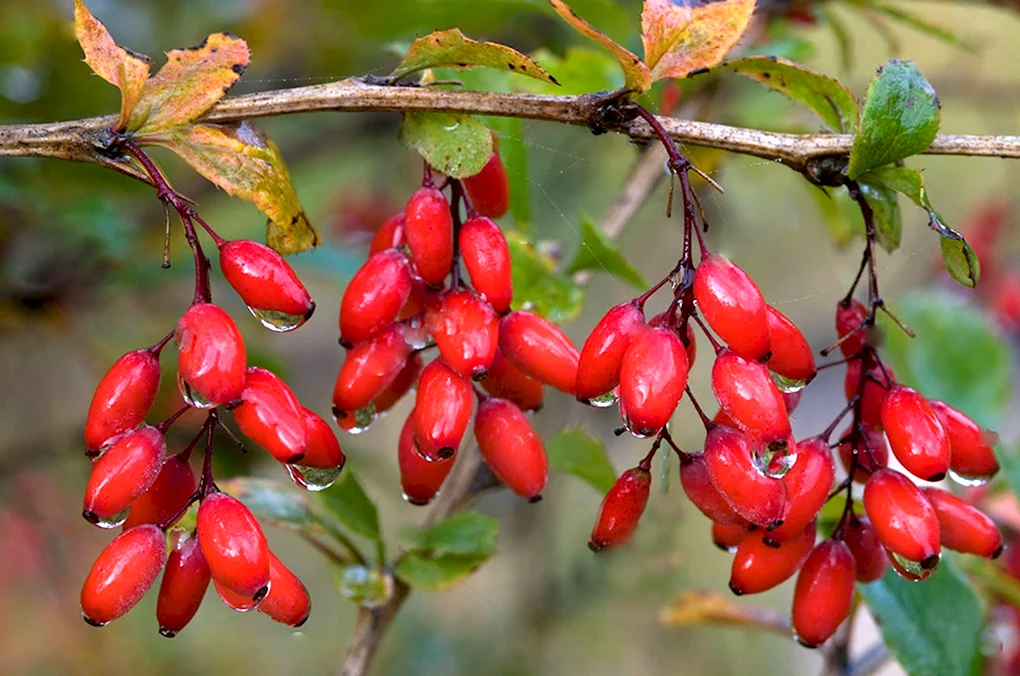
79,234,338,634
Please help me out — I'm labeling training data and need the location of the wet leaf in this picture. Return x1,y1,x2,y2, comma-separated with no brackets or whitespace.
507,230,585,323
147,121,318,254
548,0,652,92
390,28,557,85
566,212,648,289
858,180,901,252
546,428,617,493
400,111,493,179
660,589,792,635
394,552,492,591
398,512,499,558
642,0,756,82
318,469,381,543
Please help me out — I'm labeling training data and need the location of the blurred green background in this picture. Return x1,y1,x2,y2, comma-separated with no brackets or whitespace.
2,1,1020,675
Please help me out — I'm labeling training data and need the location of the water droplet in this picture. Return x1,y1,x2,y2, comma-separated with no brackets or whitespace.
217,581,270,612
770,371,809,393
402,318,431,350
948,469,993,487
248,306,308,332
86,506,130,529
443,121,460,131
82,611,108,627
338,565,393,608
177,373,216,409
286,464,342,491
401,490,437,506
888,551,938,581
585,390,618,408
333,405,376,435
752,441,797,479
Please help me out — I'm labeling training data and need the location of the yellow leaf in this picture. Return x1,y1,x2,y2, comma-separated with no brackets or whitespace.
391,29,558,85
73,0,151,131
642,0,756,82
660,589,792,636
548,0,652,93
148,122,319,255
128,33,250,135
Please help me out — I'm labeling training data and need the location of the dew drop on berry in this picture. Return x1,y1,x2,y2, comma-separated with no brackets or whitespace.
86,506,130,529
402,316,431,350
770,371,810,394
177,373,216,409
888,550,939,582
948,468,994,487
751,442,798,479
247,307,308,333
285,464,342,492
587,390,618,409
401,489,440,504
333,405,376,435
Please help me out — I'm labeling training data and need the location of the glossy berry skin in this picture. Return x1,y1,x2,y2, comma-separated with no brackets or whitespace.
767,438,835,541
84,425,166,524
842,516,888,582
156,529,211,638
765,306,816,384
862,469,941,567
339,248,413,347
792,540,856,648
838,423,889,483
373,353,424,415
214,579,260,612
704,426,790,529
712,522,748,552
462,148,510,218
929,400,1000,481
693,254,771,361
80,524,167,626
475,397,548,501
176,303,247,407
479,348,544,412
122,455,196,530
301,407,346,470
575,302,646,403
729,523,815,596
413,360,474,461
368,210,406,256
922,487,1002,558
844,359,894,428
679,452,745,525
84,348,161,452
712,350,791,445
398,412,454,505
404,186,453,288
459,216,513,314
589,467,652,551
619,327,689,436
219,240,314,324
258,553,310,627
426,290,499,379
233,367,307,464
498,311,579,394
332,324,412,413
835,299,869,357
196,492,271,600
880,386,950,482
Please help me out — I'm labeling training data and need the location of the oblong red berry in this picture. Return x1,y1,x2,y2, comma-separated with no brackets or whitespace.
233,367,307,464
258,552,310,627
575,302,646,403
175,303,246,407
84,425,166,524
588,467,652,551
214,578,260,612
426,289,499,380
767,438,835,541
837,423,889,483
922,487,1002,558
729,522,815,595
619,327,688,436
301,407,346,470
196,492,270,600
862,469,940,567
792,539,856,647
881,386,950,482
844,358,894,428
694,253,770,360
122,454,196,530
81,524,167,626
498,311,579,394
85,348,161,452
404,186,453,287
398,412,454,506
712,350,791,445
339,248,413,347
712,521,749,552
413,360,474,461
463,147,510,219
156,529,211,638
219,240,314,329
679,451,745,525
475,397,548,501
332,324,411,413
703,426,790,528
842,516,887,582
479,348,544,412
459,215,513,314
368,210,406,256
929,400,1000,482
835,299,868,357
373,353,424,415
765,306,816,385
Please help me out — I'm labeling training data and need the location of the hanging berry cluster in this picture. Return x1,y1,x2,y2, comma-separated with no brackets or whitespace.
78,141,341,635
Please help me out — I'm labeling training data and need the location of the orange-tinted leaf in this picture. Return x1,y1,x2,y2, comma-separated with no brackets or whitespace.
660,590,792,636
548,0,652,92
128,33,250,136
391,29,558,85
642,0,756,82
73,0,151,131
148,122,319,255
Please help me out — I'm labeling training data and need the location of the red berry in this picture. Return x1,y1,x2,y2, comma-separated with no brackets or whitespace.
842,515,888,582
368,210,406,256
679,451,746,525
426,289,499,380
196,492,271,600
300,407,346,470
837,423,889,483
792,539,856,647
703,426,790,528
459,215,513,314
844,358,894,428
922,487,1002,558
693,253,771,360
122,454,196,530
498,310,579,394
332,324,412,413
413,360,474,461
258,552,310,627
398,412,454,505
339,248,413,347
479,348,544,412
765,306,816,385
175,303,247,408
475,397,548,501
729,522,815,595
80,524,167,626
712,521,748,552
84,425,166,525
156,529,211,637
929,400,1000,482
588,467,652,551
835,299,868,357
373,353,424,415
84,348,161,452
404,186,453,287
767,438,835,541
712,350,791,446
862,468,940,568
219,240,314,330
214,578,261,612
880,386,950,482
233,367,307,464
462,146,510,218
619,327,688,436
575,302,646,403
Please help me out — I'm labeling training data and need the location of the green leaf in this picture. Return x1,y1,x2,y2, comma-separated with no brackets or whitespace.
546,428,617,493
400,111,493,179
860,555,984,676
390,29,558,85
848,60,941,180
565,213,648,289
220,477,315,530
507,230,585,323
940,236,981,289
399,512,499,558
518,47,625,96
858,180,901,252
717,56,857,132
808,184,862,247
394,552,491,591
318,470,381,543
881,291,1012,429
